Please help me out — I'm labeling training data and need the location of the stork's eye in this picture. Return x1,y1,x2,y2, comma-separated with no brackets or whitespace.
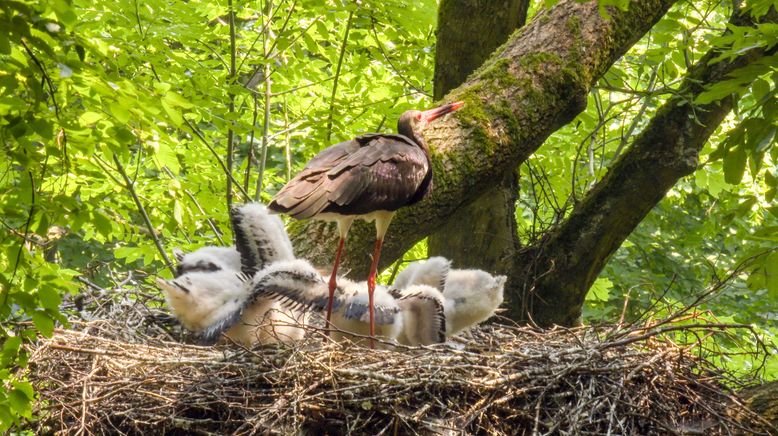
415,113,422,120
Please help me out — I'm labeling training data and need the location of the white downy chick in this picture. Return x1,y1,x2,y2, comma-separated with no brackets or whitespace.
161,202,307,346
442,269,506,336
393,256,450,291
392,284,446,346
394,257,506,337
173,246,242,277
249,259,446,348
157,270,247,334
158,269,307,346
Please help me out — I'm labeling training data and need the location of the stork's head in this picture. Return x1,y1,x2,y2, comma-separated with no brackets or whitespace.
157,270,248,332
173,246,241,277
397,101,464,148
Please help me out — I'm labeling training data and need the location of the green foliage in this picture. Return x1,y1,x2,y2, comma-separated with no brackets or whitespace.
520,0,778,378
1,0,777,429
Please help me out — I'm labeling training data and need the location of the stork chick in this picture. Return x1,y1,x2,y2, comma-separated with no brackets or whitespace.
173,246,241,277
441,269,506,336
248,259,446,348
160,203,307,345
395,256,506,336
157,270,247,335
393,256,451,291
157,269,308,346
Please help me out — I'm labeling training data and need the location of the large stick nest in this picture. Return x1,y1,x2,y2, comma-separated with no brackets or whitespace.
26,312,772,435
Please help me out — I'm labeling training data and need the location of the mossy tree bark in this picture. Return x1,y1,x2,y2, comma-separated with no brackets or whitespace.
427,0,528,273
289,0,676,279
738,381,778,431
432,0,529,100
508,9,777,326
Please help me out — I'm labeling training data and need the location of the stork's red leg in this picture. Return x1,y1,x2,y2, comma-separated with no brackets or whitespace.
366,237,383,350
325,236,346,337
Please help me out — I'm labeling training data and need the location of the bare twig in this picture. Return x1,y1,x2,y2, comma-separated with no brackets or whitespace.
226,0,238,209
112,154,174,272
255,1,274,201
325,8,356,142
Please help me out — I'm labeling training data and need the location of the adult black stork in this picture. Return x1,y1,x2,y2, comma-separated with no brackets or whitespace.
268,101,464,347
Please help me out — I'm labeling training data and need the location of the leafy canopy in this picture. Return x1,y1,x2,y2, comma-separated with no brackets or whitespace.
0,0,776,429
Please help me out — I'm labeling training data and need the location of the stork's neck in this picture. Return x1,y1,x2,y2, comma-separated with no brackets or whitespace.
397,120,427,153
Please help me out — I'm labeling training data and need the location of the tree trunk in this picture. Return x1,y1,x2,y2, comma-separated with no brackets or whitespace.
508,10,777,326
738,381,778,431
428,0,528,273
290,0,677,279
433,0,529,100
428,170,520,273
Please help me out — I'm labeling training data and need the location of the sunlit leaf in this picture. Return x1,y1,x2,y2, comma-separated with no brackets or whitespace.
723,145,747,184
586,278,612,302
31,312,54,337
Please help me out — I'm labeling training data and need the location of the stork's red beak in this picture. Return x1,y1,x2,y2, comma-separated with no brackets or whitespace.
420,101,464,122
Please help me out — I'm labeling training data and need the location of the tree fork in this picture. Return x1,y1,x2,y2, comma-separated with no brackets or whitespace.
510,9,778,326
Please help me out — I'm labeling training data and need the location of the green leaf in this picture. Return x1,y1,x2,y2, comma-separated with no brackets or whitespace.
723,145,747,184
79,111,103,125
164,91,194,109
38,286,62,311
115,246,144,263
1,337,22,366
92,211,113,237
586,277,612,302
8,388,31,419
766,252,778,297
161,100,184,127
31,311,54,337
11,381,34,400
751,78,770,102
109,101,131,124
173,201,184,226
0,404,15,431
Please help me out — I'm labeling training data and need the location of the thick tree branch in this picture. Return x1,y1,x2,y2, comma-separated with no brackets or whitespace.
511,10,777,326
428,0,528,273
289,0,676,278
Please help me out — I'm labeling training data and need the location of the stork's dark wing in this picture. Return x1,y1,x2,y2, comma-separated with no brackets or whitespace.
269,135,431,219
230,203,294,276
268,140,358,218
394,286,446,345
